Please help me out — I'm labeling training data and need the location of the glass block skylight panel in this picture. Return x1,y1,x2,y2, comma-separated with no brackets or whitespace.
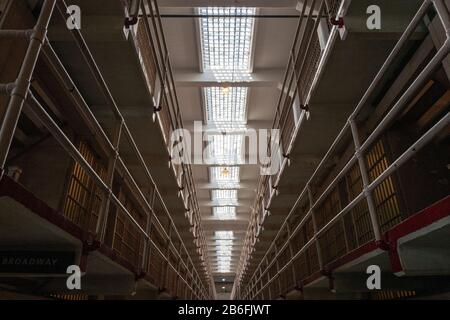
199,7,256,72
217,256,232,261
215,239,233,246
215,231,234,239
212,190,237,200
216,249,232,256
214,230,234,272
207,134,244,164
210,167,240,184
217,266,231,272
213,206,237,220
204,87,248,125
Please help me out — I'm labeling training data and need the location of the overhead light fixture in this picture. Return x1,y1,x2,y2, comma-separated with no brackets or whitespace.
221,86,231,95
211,167,239,183
220,167,230,178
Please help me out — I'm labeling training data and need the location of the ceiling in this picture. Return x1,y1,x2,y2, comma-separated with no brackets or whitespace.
159,0,299,294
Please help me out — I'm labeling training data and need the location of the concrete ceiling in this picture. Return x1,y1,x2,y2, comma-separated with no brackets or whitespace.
159,1,299,289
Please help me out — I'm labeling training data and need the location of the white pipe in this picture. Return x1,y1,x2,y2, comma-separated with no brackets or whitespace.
0,0,56,173
240,0,447,298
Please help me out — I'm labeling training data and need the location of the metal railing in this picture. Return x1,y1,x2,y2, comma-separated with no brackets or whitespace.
0,0,212,299
129,0,210,276
233,0,450,299
233,0,347,296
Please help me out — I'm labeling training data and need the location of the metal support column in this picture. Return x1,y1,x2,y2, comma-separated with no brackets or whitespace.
307,185,324,269
349,119,382,242
97,120,124,241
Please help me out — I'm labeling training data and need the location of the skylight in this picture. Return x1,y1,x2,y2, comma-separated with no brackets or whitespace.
210,167,240,186
212,190,237,200
213,206,237,220
215,230,234,272
204,87,248,125
199,6,257,274
217,257,232,262
199,7,256,73
215,239,233,246
215,231,234,239
206,134,244,164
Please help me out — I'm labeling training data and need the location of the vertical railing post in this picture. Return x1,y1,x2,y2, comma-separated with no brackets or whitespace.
160,221,172,289
349,119,382,241
97,119,124,241
307,185,324,270
141,209,154,272
0,0,56,174
286,224,297,285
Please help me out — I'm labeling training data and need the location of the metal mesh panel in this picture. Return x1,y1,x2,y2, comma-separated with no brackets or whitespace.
315,188,342,229
199,7,255,72
136,19,157,94
298,36,322,104
63,141,105,233
319,222,347,265
346,163,375,247
366,139,402,232
148,244,165,287
113,189,146,267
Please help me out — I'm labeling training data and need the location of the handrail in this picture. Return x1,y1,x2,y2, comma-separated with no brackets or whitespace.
55,0,210,297
138,0,211,279
235,0,449,299
234,0,344,291
0,0,211,299
26,92,202,297
237,0,434,290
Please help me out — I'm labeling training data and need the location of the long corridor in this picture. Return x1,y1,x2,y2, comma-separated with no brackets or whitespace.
0,0,449,303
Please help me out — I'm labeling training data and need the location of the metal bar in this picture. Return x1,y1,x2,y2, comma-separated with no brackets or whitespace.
248,34,450,290
53,0,209,296
25,92,200,296
0,0,56,175
273,0,433,191
241,0,432,280
278,0,320,135
348,0,433,119
307,185,323,269
38,44,187,279
146,0,211,276
349,119,382,241
41,42,116,155
0,83,16,95
253,42,450,303
237,0,446,297
433,0,450,35
234,0,319,288
96,120,124,241
152,14,326,19
55,1,121,121
0,29,33,39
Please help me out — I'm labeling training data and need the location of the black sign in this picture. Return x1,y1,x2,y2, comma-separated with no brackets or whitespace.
0,251,76,274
